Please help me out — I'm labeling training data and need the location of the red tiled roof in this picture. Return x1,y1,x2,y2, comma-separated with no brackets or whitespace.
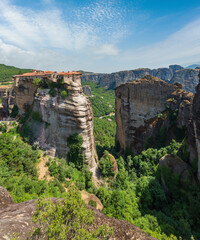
13,70,80,77
58,71,82,75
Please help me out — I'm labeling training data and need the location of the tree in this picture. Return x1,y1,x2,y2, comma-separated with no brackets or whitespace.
31,186,113,239
67,134,85,170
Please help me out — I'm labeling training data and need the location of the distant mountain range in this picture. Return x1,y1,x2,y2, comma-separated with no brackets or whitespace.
82,65,200,93
186,64,200,69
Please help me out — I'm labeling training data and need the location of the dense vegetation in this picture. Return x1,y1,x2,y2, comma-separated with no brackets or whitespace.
82,81,115,117
0,64,31,85
0,127,96,203
31,186,113,239
97,140,200,240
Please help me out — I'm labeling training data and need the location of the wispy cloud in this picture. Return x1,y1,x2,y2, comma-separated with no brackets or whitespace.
0,0,199,72
0,0,125,71
120,18,200,69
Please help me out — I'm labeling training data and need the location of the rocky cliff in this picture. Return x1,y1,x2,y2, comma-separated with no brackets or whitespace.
0,86,15,119
82,65,200,93
13,76,97,170
0,186,157,240
115,75,193,156
82,65,184,89
170,68,200,93
187,72,200,181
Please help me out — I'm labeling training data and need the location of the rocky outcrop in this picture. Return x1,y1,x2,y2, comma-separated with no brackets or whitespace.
82,65,200,93
10,73,98,170
0,187,156,240
187,72,200,181
0,186,14,209
170,68,200,93
159,155,194,192
115,75,193,156
23,79,97,170
82,65,184,89
0,86,15,119
14,79,37,114
82,85,92,96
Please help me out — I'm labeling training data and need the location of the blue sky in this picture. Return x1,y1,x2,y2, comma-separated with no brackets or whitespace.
0,0,200,72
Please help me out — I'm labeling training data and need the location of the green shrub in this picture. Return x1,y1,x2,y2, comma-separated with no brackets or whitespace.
99,151,115,178
61,90,68,99
31,186,113,239
88,199,97,209
67,133,84,170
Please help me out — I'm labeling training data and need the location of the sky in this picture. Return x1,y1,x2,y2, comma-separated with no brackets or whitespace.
0,0,200,73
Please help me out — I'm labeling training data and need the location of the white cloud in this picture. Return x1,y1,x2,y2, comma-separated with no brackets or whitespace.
119,18,200,69
0,0,199,73
94,44,119,56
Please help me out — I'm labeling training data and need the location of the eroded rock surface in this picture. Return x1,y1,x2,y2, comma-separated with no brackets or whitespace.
159,155,194,192
21,79,98,170
115,75,193,156
0,86,15,119
170,68,200,93
0,187,156,240
82,85,92,96
82,65,198,90
187,72,200,181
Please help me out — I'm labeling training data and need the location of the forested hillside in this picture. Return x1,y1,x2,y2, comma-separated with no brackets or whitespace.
0,64,31,85
0,68,199,240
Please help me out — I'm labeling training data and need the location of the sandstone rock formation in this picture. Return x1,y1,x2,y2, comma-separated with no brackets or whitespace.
170,68,200,93
115,75,193,156
11,72,98,171
0,187,157,240
82,85,92,96
187,72,200,181
159,154,194,192
0,86,15,119
0,186,14,209
14,79,37,114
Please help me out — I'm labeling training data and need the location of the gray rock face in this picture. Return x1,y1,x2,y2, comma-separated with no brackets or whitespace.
187,72,200,181
169,64,184,74
13,76,98,170
82,85,92,96
0,186,14,209
159,155,194,192
82,65,184,89
115,75,193,156
170,69,200,93
30,81,97,169
0,86,15,119
82,67,174,89
82,65,200,93
0,187,157,240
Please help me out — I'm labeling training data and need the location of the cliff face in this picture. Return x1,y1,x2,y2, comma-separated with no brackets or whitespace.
82,65,184,89
14,79,37,114
0,86,15,119
14,76,97,170
82,65,200,93
115,75,193,156
170,69,200,93
187,72,200,181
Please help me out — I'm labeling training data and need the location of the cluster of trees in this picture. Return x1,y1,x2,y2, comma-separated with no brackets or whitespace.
82,81,115,117
0,64,31,85
96,140,200,240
